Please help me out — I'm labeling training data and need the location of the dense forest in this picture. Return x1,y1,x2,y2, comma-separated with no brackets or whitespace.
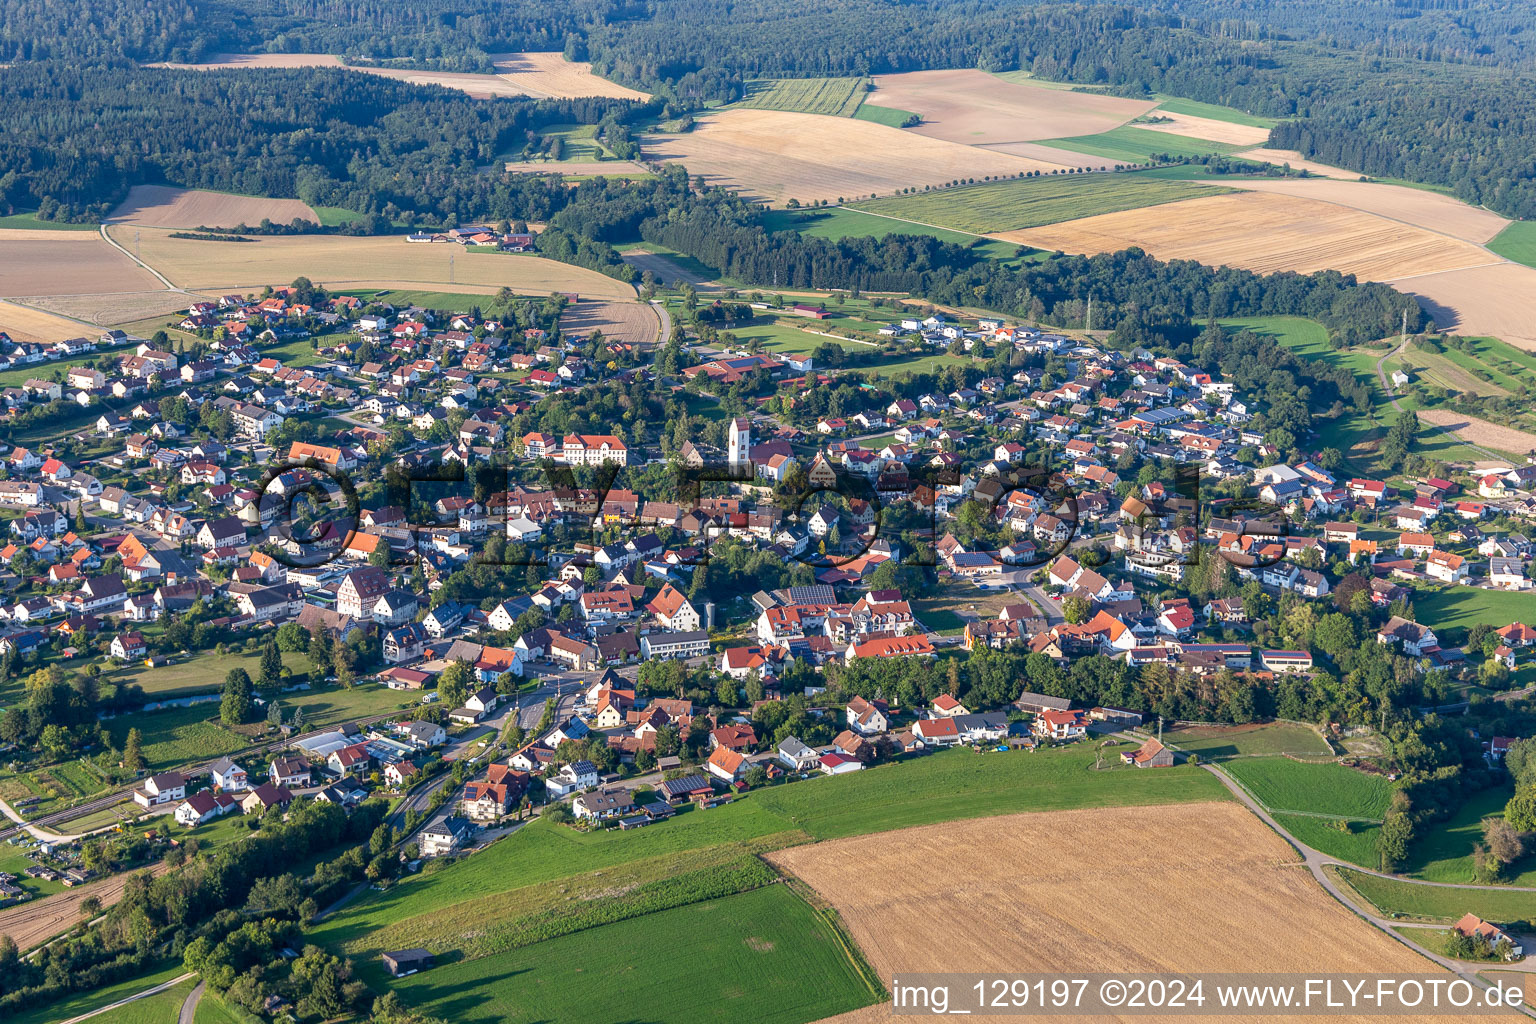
0,63,651,222
5,1,1536,217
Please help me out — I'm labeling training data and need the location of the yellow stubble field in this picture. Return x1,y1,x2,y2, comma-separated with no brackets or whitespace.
0,300,96,343
108,185,320,229
0,230,159,297
1001,191,1496,281
866,69,1157,144
151,50,648,101
780,802,1510,1024
643,108,1066,206
104,227,638,300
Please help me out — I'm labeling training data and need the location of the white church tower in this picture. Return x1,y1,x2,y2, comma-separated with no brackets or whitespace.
728,416,753,471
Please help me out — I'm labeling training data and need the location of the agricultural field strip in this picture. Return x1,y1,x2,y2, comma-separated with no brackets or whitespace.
769,802,1508,1024
849,176,1228,234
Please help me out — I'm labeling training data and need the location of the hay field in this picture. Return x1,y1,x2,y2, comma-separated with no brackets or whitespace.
0,230,158,296
1236,147,1355,178
867,69,1156,144
153,50,648,100
106,227,637,299
736,77,865,117
560,298,660,347
18,290,200,326
1418,409,1536,454
1222,177,1509,244
0,300,94,343
1003,192,1494,281
782,803,1508,1024
108,185,319,229
643,109,1064,206
1137,111,1271,146
1391,262,1536,352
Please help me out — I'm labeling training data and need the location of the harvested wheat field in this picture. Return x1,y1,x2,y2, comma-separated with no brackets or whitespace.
1419,410,1536,455
1004,192,1494,281
108,185,319,229
643,109,1063,206
1136,111,1272,146
17,290,202,326
867,69,1156,144
0,300,94,343
782,803,1506,1024
0,862,170,952
1223,177,1509,244
154,50,647,100
0,231,159,297
559,298,660,347
487,51,649,100
1391,262,1536,352
1236,147,1356,178
107,227,637,299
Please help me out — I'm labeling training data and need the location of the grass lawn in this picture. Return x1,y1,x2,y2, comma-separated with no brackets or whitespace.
312,206,362,228
853,103,917,128
102,703,247,771
101,648,308,697
9,963,185,1024
193,990,248,1024
1041,126,1240,164
1276,813,1382,867
1335,866,1536,926
393,885,881,1024
0,211,99,230
735,78,864,117
340,837,788,975
1161,722,1330,759
851,175,1227,235
1404,787,1511,883
1152,96,1278,128
1220,315,1334,361
85,977,199,1024
0,844,67,899
315,745,1227,955
1414,587,1536,647
751,743,1228,841
257,336,325,367
1487,221,1536,270
309,800,802,950
1224,757,1394,820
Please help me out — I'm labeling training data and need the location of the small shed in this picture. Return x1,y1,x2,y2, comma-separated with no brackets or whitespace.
381,948,435,977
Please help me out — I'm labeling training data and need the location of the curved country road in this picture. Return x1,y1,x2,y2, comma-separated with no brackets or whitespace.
179,980,205,1024
1205,763,1536,1013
